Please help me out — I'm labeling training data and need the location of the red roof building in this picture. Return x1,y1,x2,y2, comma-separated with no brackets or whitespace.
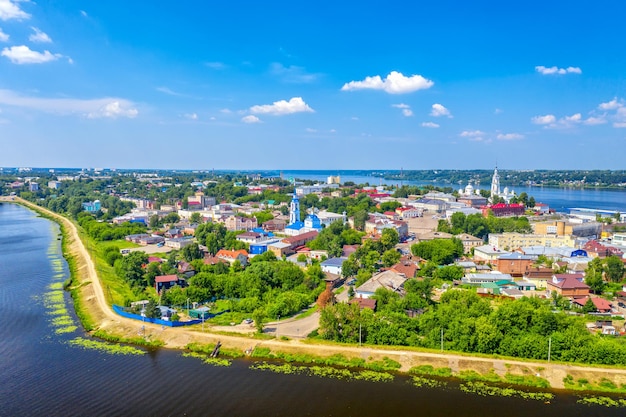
481,203,525,217
546,273,589,298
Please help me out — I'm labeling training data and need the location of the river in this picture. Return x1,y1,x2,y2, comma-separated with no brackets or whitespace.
0,202,623,416
277,170,626,213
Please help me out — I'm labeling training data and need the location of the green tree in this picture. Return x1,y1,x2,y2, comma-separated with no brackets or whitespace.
380,228,399,251
149,214,161,228
181,243,203,262
381,249,401,267
582,297,596,314
605,256,625,283
585,257,606,293
190,212,202,224
353,209,368,231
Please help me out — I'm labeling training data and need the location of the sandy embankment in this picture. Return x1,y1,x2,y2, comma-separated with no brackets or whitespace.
7,196,626,390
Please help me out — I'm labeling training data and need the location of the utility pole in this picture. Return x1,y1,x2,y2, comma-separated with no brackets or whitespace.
548,337,552,362
440,328,444,352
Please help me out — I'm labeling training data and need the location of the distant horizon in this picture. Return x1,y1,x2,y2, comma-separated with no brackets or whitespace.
2,167,626,173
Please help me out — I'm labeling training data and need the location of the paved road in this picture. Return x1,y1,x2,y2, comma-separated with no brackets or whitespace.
264,311,321,339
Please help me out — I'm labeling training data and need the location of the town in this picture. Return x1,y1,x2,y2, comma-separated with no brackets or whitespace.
2,167,626,367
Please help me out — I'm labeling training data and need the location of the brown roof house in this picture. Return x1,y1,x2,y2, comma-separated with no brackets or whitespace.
355,270,408,299
546,273,589,298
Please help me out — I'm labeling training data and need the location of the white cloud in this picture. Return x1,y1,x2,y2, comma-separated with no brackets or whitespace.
29,27,52,43
1,45,62,64
496,133,524,140
421,122,439,128
220,108,232,114
242,115,261,124
305,128,317,133
0,89,138,119
564,113,582,123
351,116,359,121
270,62,319,83
430,103,452,118
460,130,485,138
205,61,226,70
80,10,88,17
341,71,434,94
533,113,582,129
0,27,9,42
599,97,623,110
88,101,138,119
184,113,198,121
250,97,314,115
0,0,30,21
156,86,184,96
494,108,503,115
531,114,556,125
583,116,607,125
392,103,413,117
460,130,488,142
535,65,582,75
330,129,336,133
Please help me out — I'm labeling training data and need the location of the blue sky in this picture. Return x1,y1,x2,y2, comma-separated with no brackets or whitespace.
1,0,625,170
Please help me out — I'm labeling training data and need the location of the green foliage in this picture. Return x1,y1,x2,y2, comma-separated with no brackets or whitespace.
436,212,531,239
411,238,463,265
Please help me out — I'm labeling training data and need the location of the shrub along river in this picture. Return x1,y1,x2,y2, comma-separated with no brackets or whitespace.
0,202,624,416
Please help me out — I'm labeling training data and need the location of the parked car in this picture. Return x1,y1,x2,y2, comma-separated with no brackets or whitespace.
346,278,356,286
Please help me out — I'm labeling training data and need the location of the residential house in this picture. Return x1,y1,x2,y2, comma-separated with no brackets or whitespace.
523,267,554,289
350,297,377,310
546,274,589,298
456,233,484,254
320,257,347,276
225,215,258,232
584,240,624,258
342,244,359,258
355,270,408,299
473,245,510,262
262,219,286,232
164,237,195,250
395,206,422,220
177,261,196,278
155,274,185,293
572,296,612,313
216,249,249,266
389,261,419,278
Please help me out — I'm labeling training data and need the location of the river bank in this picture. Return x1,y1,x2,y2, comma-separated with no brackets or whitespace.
4,196,626,392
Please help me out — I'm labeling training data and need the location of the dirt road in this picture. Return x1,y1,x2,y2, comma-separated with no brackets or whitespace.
8,197,626,390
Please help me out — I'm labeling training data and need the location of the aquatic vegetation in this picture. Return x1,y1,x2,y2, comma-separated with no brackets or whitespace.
250,362,395,382
69,337,145,355
409,365,453,377
577,396,626,407
410,376,447,388
460,382,554,401
54,325,78,334
504,373,550,389
183,352,232,367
